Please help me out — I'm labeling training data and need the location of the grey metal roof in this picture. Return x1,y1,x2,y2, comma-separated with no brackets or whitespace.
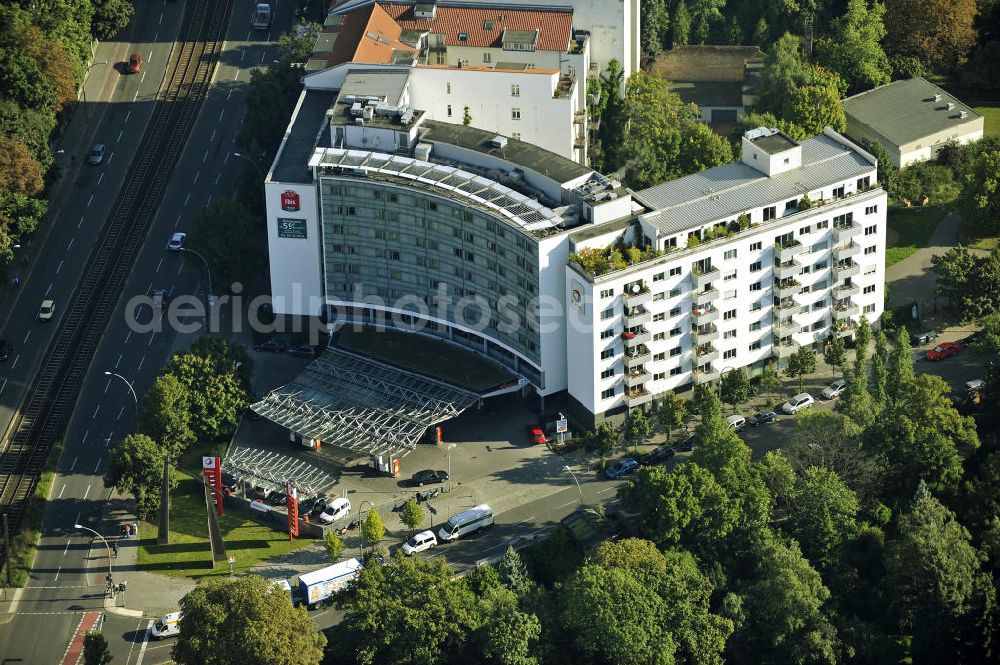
271,90,337,184
250,347,479,459
341,69,410,105
635,133,874,236
843,77,982,147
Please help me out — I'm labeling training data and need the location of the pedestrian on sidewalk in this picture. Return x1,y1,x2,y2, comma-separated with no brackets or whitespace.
111,542,118,558
121,523,129,540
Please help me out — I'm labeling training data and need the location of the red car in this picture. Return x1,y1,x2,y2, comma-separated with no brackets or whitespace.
126,53,143,74
528,425,546,445
926,341,960,361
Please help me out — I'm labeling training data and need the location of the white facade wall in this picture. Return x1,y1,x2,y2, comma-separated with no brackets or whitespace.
529,0,639,80
410,67,576,160
264,179,324,316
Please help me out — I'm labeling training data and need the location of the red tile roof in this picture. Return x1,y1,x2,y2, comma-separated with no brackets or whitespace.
381,2,573,52
320,2,418,67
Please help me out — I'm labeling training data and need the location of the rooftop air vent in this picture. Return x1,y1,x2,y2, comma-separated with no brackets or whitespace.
959,110,968,119
490,135,508,149
933,94,941,102
947,102,955,110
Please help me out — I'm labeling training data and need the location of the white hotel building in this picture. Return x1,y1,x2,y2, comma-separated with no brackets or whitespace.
265,77,886,425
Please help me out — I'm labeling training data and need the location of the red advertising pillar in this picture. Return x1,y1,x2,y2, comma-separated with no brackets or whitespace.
391,459,400,478
286,481,299,540
203,456,223,516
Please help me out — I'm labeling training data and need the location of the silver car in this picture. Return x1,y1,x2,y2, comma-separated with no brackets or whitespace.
87,144,107,165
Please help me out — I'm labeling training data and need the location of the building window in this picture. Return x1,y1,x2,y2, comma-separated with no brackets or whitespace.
865,224,877,236
817,220,829,229
864,265,876,275
833,185,845,198
724,290,736,300
750,260,762,272
763,206,776,221
511,132,521,140
751,241,762,251
601,367,616,379
601,387,616,399
670,366,683,376
600,348,615,360
653,352,666,361
669,306,681,317
864,303,876,314
654,332,666,341
446,82,451,94
749,340,761,351
654,313,666,322
750,301,762,311
723,330,737,339
601,328,615,339
511,84,519,96
864,245,877,255
669,287,682,297
799,225,812,236
750,320,762,331
750,281,761,291
724,249,737,260
723,349,737,360
447,104,452,117
511,108,521,120
814,260,828,270
723,309,736,320
484,52,492,63
864,284,876,294
653,292,665,301
812,320,826,332
669,266,682,276
653,271,665,282
669,327,682,337
669,346,681,357
810,241,827,253
724,270,737,281
601,307,614,320
600,288,614,298
866,205,878,215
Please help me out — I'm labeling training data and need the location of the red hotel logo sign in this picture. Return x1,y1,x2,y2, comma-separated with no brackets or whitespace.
281,190,300,211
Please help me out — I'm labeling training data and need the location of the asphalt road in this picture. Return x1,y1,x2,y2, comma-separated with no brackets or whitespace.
0,1,286,662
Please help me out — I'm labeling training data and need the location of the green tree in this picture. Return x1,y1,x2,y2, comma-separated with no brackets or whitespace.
884,483,995,661
174,575,325,665
323,530,344,561
585,421,619,456
672,0,691,46
689,0,726,44
0,136,44,197
758,450,797,514
400,498,424,533
139,374,196,456
823,335,847,377
785,346,816,392
730,532,840,665
164,337,250,441
720,367,751,412
853,316,872,377
679,119,735,172
104,434,171,518
361,509,385,548
480,587,540,665
655,391,687,443
495,546,532,596
787,82,848,135
815,0,891,94
623,409,652,449
83,631,112,665
751,17,769,47
789,466,860,568
758,363,783,399
883,0,978,73
870,329,889,405
640,0,670,56
931,246,986,315
188,199,267,291
91,0,134,40
885,326,914,404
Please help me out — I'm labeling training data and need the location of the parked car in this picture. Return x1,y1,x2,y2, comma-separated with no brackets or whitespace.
748,411,777,427
266,490,288,506
675,436,699,452
963,330,982,346
914,330,939,345
639,444,674,466
310,496,329,516
401,530,438,556
527,425,546,445
318,498,351,524
87,144,106,165
604,458,639,479
37,299,55,321
167,232,186,252
249,485,272,501
821,379,847,400
288,343,319,358
412,469,448,487
926,341,960,361
126,53,143,73
726,415,747,431
781,392,815,414
0,339,9,361
253,337,287,353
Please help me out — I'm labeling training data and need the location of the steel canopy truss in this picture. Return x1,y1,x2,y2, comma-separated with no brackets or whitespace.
250,347,480,459
224,446,335,496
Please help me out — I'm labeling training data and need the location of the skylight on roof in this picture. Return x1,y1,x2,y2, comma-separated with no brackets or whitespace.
458,32,468,41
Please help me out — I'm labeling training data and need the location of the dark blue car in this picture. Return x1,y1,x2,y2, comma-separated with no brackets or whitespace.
604,458,639,479
749,411,777,427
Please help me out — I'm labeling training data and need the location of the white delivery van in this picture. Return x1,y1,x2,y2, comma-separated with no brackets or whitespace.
151,611,181,639
438,504,493,542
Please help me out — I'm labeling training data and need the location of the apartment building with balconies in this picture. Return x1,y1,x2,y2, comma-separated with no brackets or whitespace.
564,127,886,425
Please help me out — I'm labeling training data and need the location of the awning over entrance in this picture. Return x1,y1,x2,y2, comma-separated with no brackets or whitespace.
250,347,480,459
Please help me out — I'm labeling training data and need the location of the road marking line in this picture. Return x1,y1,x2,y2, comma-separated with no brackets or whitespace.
53,567,61,582
58,484,65,498
215,172,222,185
22,331,30,344
194,171,200,183
134,619,155,665
597,487,615,494
63,540,71,556
156,258,163,273
125,110,131,123
224,151,230,164
175,213,182,227
0,378,6,396
115,353,122,368
148,49,153,60
154,31,158,41
108,153,113,164
219,109,225,122
240,50,245,62
210,129,217,142
116,405,124,421
67,237,75,250
140,71,146,84
556,500,577,510
82,430,89,444
227,88,234,100
78,215,84,229
137,354,145,371
92,405,100,419
202,149,209,163
234,69,240,81
512,515,535,526
82,484,90,499
260,49,266,64
56,260,63,273
159,12,162,24
93,458,102,473
246,29,251,40
11,355,18,370
98,172,104,185
146,281,152,294
177,262,184,275
87,194,93,208
45,283,52,296
125,330,132,344
104,379,111,393
148,332,156,347
117,130,124,143
133,89,139,102
207,194,213,204
184,192,191,205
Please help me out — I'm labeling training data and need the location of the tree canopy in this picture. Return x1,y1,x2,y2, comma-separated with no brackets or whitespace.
883,0,978,73
104,433,171,518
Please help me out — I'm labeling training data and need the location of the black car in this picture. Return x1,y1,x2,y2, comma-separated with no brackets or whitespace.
675,436,699,452
0,339,9,361
253,337,287,353
412,469,448,487
266,490,288,506
639,444,675,466
310,496,329,516
288,343,319,358
221,473,240,495
748,411,778,427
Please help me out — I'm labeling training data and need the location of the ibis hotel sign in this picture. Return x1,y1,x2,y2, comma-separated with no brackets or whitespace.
277,218,307,239
280,190,300,211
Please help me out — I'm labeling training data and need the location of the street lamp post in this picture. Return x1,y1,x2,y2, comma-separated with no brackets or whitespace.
74,523,113,583
232,152,266,179
446,443,456,493
562,465,584,506
82,61,109,120
104,371,138,415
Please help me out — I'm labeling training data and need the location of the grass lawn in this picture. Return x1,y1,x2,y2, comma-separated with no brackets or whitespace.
973,105,1000,137
885,204,951,267
136,447,315,580
337,326,514,391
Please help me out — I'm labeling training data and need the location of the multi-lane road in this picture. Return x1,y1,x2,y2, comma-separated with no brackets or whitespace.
0,1,287,662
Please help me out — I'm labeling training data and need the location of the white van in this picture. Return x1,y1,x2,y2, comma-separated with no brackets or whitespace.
438,504,493,542
151,611,181,639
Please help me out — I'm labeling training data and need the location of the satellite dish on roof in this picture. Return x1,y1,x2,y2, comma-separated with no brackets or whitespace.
631,284,640,294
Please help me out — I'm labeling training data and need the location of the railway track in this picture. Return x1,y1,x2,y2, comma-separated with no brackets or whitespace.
0,0,233,562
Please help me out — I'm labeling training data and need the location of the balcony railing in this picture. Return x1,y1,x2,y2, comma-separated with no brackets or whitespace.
692,368,720,384
774,261,801,280
692,323,718,340
774,298,798,310
834,262,861,278
833,241,862,260
625,386,654,406
622,328,651,347
833,222,862,243
624,367,651,387
833,303,860,320
692,305,720,324
624,305,652,326
833,320,859,338
624,285,652,306
774,341,798,359
776,241,807,261
695,287,719,307
696,344,719,363
694,267,719,291
625,345,651,366
834,282,860,297
775,279,801,298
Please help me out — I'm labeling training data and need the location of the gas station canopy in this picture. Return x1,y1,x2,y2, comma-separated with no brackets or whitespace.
250,347,480,459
